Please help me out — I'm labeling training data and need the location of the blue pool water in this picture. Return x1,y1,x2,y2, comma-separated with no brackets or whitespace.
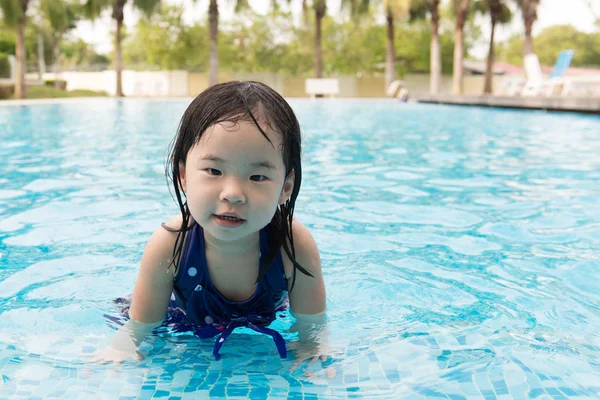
1,99,599,399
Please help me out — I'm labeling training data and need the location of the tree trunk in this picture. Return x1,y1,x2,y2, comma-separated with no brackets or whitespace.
522,0,536,57
302,0,309,26
385,13,396,90
115,17,124,97
523,31,533,57
208,0,219,86
315,0,325,79
523,21,534,57
53,42,62,88
15,13,27,99
452,0,469,95
112,0,126,97
37,32,45,82
484,20,496,94
429,0,441,95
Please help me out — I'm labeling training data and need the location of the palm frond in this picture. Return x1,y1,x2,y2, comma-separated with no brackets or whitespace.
133,0,162,17
0,0,23,27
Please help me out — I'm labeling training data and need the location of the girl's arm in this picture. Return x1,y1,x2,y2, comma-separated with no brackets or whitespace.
127,223,178,324
88,220,179,363
285,220,332,372
286,219,326,316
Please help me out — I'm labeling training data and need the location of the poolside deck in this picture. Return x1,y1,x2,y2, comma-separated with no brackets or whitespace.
413,94,600,114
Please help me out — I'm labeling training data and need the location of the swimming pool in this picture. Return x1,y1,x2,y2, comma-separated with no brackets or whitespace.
1,99,599,399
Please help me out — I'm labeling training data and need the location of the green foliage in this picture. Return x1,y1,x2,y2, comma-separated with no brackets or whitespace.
497,25,600,67
8,85,107,99
82,0,161,20
0,24,15,54
392,20,457,74
40,0,75,34
383,0,412,20
473,0,512,24
122,4,208,70
24,23,53,65
0,0,24,27
120,6,466,76
61,38,108,66
409,0,430,21
0,51,9,77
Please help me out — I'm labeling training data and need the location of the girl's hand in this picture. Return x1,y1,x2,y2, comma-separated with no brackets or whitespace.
287,341,337,379
82,346,143,365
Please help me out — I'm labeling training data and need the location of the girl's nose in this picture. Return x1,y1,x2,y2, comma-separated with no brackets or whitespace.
220,180,246,203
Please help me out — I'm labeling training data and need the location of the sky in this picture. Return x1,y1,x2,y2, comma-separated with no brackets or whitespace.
72,0,599,60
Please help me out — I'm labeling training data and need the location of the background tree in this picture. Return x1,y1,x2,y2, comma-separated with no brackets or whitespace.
203,0,251,86
381,0,412,89
207,0,218,85
311,0,327,78
452,0,470,94
39,0,78,86
410,0,442,94
516,0,539,57
84,0,161,97
1,0,31,99
497,25,600,67
475,0,512,94
122,4,206,70
60,37,109,67
117,4,465,77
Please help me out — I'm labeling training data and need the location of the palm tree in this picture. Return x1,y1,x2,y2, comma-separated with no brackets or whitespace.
452,0,470,94
410,0,442,94
207,0,218,86
517,0,540,57
202,0,251,86
382,0,411,90
312,0,326,78
39,0,79,87
475,0,512,94
298,0,328,79
84,0,161,97
1,0,31,99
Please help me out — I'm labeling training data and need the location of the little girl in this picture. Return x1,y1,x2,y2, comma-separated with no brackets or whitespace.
88,81,329,370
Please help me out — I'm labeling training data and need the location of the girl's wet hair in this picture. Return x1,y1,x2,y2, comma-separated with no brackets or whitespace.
166,81,312,291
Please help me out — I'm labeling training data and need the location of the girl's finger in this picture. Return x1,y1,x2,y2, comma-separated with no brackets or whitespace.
84,355,103,364
307,356,320,366
320,355,327,362
289,358,304,372
325,366,336,379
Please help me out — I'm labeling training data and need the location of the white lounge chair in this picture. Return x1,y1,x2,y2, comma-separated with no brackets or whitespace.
386,80,409,101
521,50,574,97
305,78,339,98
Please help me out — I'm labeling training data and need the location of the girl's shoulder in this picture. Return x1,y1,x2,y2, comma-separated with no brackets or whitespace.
142,214,185,279
160,214,186,232
281,219,321,280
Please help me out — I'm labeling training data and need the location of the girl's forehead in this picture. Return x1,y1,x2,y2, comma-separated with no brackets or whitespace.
191,120,285,165
199,120,283,149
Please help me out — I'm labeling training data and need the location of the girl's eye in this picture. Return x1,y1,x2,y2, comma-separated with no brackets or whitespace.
250,175,267,182
206,168,222,176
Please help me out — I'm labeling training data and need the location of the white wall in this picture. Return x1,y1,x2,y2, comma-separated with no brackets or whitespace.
48,70,190,97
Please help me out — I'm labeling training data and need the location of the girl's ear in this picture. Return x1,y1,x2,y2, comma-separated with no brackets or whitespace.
178,162,187,193
279,170,295,204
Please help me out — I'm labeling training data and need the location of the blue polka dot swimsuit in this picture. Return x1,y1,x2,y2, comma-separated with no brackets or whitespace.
167,223,289,360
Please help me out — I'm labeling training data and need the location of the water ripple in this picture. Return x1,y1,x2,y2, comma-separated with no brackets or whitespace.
1,100,599,398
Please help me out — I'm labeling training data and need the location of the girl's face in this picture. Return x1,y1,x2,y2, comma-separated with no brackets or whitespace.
180,120,294,246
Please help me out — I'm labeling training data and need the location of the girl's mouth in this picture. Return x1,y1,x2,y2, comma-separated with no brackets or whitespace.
213,214,245,228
